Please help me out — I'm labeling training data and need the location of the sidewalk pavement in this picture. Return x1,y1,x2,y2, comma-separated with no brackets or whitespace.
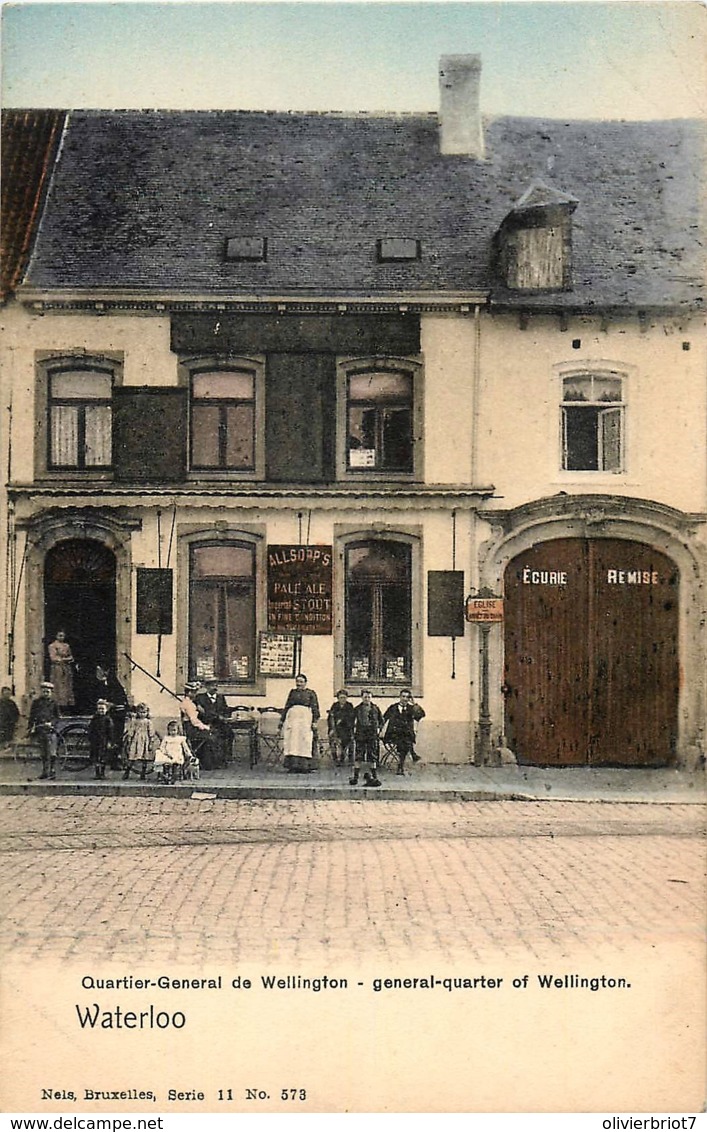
0,745,704,803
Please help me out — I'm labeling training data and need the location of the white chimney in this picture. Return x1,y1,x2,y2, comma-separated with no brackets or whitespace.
439,54,484,159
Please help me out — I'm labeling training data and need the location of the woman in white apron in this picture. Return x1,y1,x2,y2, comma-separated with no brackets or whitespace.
280,673,320,773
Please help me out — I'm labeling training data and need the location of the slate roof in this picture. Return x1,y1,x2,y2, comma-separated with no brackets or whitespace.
18,109,706,310
0,109,65,301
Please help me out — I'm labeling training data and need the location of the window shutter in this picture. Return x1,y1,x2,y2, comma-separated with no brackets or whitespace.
136,568,173,635
599,407,622,472
265,354,335,482
113,388,187,481
427,571,465,637
561,406,569,470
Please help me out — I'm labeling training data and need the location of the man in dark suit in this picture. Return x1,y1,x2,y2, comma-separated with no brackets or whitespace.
194,679,231,767
381,689,425,776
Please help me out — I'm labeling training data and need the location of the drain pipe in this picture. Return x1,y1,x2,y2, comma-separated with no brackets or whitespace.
470,303,482,763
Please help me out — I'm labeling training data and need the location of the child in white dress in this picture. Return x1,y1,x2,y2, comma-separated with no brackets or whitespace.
153,719,191,785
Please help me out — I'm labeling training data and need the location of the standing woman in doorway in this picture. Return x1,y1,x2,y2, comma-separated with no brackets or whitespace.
279,673,320,774
47,630,76,712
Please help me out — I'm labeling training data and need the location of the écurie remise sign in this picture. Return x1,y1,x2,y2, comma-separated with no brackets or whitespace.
520,566,662,586
267,545,333,635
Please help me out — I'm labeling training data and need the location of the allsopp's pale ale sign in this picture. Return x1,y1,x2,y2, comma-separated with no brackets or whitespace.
267,545,333,634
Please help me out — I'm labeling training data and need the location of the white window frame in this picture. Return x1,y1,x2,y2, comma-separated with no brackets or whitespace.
557,364,629,476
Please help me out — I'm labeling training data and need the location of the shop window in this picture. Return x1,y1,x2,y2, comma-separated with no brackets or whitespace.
48,367,113,469
189,542,256,682
191,368,256,470
345,539,412,684
346,367,415,473
561,374,624,472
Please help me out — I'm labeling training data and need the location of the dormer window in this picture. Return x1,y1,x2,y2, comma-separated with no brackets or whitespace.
495,180,577,292
225,236,267,262
377,238,421,263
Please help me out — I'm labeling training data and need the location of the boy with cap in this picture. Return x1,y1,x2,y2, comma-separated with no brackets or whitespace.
327,689,355,766
28,682,60,780
351,689,383,787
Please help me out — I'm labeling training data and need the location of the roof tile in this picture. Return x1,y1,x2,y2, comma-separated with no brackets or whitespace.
17,109,707,308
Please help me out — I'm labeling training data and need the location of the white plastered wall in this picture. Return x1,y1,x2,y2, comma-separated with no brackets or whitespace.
476,312,707,514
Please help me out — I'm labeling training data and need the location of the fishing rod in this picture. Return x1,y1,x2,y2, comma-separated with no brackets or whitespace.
123,652,181,700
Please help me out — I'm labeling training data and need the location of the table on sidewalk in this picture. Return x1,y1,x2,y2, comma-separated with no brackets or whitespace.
227,714,259,768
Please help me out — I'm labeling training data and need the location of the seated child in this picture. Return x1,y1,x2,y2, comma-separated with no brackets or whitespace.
153,719,192,785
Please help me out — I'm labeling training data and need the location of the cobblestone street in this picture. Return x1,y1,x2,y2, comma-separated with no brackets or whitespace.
1,795,703,965
1,794,705,1114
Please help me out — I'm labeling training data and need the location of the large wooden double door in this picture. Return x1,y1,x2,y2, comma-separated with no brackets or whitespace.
504,539,679,767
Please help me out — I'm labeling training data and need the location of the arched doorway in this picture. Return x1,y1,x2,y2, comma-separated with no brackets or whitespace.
44,539,117,712
504,538,679,767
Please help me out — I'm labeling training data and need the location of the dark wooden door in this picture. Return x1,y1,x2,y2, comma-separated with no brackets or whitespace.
44,539,117,712
504,539,679,767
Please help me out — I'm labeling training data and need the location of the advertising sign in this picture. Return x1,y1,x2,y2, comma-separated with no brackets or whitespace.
257,631,299,677
267,544,333,634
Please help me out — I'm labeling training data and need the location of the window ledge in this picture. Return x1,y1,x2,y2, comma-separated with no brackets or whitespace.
551,475,636,487
340,472,419,483
186,470,261,482
35,471,114,483
344,683,422,699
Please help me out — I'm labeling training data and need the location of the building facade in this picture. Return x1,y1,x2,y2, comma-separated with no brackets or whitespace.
1,57,705,766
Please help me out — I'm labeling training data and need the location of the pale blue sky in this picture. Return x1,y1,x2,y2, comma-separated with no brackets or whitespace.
1,1,705,119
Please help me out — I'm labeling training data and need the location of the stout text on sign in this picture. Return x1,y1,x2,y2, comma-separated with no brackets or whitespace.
267,545,333,635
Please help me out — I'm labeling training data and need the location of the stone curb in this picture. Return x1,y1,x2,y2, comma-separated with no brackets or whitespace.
0,781,702,804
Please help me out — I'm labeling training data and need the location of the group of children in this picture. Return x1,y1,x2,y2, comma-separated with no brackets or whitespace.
327,687,425,786
96,702,197,784
17,678,424,786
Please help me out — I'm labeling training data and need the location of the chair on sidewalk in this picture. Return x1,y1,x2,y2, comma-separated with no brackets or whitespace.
257,707,283,767
377,738,400,772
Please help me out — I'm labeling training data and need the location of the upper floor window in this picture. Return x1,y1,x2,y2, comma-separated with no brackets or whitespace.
48,367,113,469
561,373,624,472
191,368,256,471
346,367,415,474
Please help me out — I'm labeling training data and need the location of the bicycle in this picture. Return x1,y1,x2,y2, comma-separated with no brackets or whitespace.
55,719,92,772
